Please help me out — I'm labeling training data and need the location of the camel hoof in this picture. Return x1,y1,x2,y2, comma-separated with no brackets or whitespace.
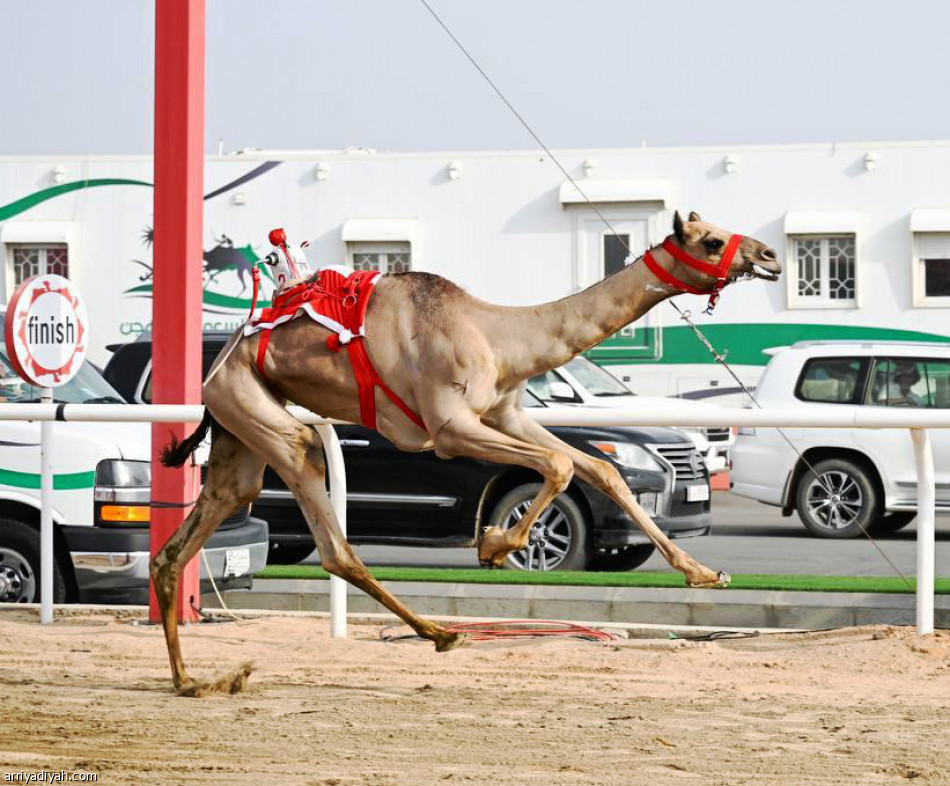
434,631,468,653
687,571,731,589
175,663,254,698
477,526,510,568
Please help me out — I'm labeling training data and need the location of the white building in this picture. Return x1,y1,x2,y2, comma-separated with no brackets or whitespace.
1,140,948,396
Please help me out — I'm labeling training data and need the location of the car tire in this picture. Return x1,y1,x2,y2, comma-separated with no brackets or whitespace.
267,542,316,565
488,484,589,571
795,458,880,539
870,511,916,535
589,544,656,572
0,518,67,603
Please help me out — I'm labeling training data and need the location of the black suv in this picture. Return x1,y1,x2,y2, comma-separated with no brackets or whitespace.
104,334,712,572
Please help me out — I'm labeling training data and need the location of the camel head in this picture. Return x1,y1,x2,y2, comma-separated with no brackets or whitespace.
663,211,781,290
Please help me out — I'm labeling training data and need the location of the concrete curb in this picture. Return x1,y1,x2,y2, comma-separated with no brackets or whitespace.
209,578,950,630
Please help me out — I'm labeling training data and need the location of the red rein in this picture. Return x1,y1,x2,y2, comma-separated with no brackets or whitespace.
642,234,743,314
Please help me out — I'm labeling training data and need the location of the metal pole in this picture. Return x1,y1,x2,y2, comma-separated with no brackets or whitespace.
317,424,348,638
910,428,935,636
39,389,53,624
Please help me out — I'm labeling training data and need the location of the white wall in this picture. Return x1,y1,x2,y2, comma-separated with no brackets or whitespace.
1,141,948,392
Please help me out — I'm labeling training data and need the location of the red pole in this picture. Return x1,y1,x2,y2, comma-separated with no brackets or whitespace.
149,0,205,623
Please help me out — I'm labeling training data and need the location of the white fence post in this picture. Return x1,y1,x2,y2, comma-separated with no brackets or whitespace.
39,390,53,624
910,428,935,636
317,423,347,638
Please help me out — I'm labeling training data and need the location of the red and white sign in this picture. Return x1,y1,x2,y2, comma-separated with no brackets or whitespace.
4,275,88,388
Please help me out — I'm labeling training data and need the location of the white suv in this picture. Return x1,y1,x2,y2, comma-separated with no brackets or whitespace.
731,341,950,538
528,356,734,474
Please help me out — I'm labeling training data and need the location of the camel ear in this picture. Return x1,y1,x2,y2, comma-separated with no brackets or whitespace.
673,211,686,244
688,211,702,222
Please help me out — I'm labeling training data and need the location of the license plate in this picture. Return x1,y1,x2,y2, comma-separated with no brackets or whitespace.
686,484,710,502
224,548,251,578
635,492,658,516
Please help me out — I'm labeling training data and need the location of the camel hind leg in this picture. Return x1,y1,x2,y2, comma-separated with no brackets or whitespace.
205,369,465,653
150,424,266,696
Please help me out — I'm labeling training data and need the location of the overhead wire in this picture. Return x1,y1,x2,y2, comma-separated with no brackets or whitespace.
416,0,913,590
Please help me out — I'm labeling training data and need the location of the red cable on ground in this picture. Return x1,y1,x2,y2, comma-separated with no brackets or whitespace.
443,620,618,642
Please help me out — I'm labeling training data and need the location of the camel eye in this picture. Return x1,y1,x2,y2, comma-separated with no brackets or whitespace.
703,238,724,252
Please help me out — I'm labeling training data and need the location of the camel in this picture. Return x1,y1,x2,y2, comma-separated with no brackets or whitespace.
151,210,781,695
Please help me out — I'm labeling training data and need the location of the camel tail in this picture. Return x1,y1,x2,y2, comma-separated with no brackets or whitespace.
161,408,213,468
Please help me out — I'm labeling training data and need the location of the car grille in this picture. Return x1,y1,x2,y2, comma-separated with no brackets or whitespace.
704,427,731,443
651,445,705,481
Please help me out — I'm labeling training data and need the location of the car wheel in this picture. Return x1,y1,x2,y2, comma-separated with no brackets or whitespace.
0,518,67,603
795,459,879,539
267,542,316,565
870,511,916,535
589,544,656,572
488,484,589,571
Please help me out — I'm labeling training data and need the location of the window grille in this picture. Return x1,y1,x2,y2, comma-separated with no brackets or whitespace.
11,244,69,285
792,235,855,303
349,242,411,274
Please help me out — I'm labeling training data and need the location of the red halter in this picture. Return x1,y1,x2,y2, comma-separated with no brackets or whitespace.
642,234,744,314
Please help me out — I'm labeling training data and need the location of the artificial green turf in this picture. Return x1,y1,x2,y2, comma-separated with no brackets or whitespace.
258,564,950,595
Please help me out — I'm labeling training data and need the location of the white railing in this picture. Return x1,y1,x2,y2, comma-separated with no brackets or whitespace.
2,403,945,636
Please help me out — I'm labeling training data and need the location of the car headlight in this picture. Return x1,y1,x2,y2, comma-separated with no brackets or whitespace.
95,460,151,526
589,441,662,471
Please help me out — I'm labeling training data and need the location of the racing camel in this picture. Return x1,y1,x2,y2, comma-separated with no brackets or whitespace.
152,211,781,695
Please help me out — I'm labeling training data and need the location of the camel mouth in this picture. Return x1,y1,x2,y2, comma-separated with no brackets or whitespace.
749,261,781,281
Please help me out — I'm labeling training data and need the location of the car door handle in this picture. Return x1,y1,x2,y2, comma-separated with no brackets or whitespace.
338,439,370,447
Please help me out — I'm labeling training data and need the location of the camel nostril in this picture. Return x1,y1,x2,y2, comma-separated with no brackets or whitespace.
760,247,777,262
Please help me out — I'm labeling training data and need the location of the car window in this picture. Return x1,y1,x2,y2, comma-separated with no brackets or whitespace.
867,357,950,408
142,347,223,403
564,357,631,397
795,357,867,404
520,388,545,408
526,369,568,402
0,351,124,404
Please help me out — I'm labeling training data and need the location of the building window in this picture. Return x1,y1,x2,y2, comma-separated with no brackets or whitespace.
603,233,629,277
349,242,411,274
10,244,69,285
914,232,950,306
789,235,856,307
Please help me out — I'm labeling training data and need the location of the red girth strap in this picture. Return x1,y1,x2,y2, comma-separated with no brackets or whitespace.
347,338,427,431
253,270,426,432
642,233,743,313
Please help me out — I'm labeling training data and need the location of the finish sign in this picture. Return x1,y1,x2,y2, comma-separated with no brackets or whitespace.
4,274,88,388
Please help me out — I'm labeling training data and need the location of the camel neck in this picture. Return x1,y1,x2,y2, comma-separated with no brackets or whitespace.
488,248,676,383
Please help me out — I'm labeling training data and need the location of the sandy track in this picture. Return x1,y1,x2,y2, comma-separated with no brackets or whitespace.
1,609,948,785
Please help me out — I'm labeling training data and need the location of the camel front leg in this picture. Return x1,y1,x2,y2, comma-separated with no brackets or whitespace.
488,410,728,588
430,415,575,568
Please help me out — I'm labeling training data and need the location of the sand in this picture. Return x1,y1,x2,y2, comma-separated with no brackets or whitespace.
1,609,948,785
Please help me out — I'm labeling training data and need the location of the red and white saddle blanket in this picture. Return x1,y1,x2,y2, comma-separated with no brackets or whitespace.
244,267,425,432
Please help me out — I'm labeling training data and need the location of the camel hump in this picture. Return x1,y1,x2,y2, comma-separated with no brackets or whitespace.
383,271,465,314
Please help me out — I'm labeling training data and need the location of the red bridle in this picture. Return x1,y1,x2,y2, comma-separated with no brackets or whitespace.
642,234,744,314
